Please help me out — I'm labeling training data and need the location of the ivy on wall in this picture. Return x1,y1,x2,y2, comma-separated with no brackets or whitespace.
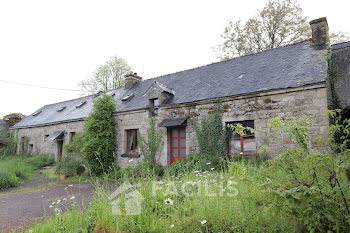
327,31,340,110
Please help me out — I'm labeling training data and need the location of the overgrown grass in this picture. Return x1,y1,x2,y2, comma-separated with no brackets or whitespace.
28,159,302,233
0,155,54,190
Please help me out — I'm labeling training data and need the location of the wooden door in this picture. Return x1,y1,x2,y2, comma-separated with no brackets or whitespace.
170,127,186,165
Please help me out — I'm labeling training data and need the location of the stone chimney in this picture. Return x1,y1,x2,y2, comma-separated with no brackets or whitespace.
125,72,142,89
309,17,328,46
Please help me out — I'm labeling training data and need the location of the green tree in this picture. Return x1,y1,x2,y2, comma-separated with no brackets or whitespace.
215,0,349,60
82,94,117,175
79,55,132,95
2,113,26,127
138,117,164,166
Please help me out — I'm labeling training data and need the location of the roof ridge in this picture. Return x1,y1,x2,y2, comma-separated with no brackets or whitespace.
143,39,311,82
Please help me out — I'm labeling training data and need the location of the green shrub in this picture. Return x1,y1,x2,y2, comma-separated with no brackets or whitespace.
25,154,55,170
165,154,228,177
56,156,85,177
0,171,21,189
113,162,164,180
195,102,226,157
262,111,350,232
82,94,117,175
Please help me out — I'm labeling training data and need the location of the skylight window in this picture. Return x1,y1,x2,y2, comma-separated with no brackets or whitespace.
32,110,42,116
122,93,135,102
76,101,87,108
57,106,66,112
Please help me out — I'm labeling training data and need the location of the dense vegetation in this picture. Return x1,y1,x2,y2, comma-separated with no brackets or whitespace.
82,93,117,175
27,108,350,232
0,155,54,190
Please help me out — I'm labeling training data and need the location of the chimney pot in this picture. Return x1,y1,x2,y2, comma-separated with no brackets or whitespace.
125,71,142,89
309,17,328,46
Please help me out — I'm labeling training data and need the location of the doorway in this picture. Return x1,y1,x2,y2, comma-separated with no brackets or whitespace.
57,140,63,161
169,127,186,165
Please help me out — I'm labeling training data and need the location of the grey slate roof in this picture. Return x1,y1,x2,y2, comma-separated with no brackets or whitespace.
332,41,350,50
13,40,328,129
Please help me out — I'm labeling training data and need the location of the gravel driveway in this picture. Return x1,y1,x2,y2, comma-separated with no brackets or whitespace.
0,169,95,233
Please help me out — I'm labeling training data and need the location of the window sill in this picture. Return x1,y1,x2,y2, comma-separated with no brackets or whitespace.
121,153,140,158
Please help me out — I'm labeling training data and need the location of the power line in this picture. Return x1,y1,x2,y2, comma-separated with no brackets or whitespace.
0,79,81,92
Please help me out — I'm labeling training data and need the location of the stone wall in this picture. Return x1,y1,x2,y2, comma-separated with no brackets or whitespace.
333,46,350,109
15,84,329,167
16,121,84,161
114,84,329,167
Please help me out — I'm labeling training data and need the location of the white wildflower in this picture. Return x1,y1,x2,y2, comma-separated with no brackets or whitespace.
63,198,67,201
68,184,73,187
164,198,174,206
170,224,175,228
201,220,207,225
70,196,75,200
206,162,211,165
210,168,215,170
49,205,53,208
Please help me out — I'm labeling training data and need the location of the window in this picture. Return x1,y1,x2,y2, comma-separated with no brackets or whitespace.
226,120,256,156
32,110,42,116
69,132,76,143
57,106,66,112
122,93,135,102
126,129,138,154
29,144,33,155
76,101,86,108
150,98,159,116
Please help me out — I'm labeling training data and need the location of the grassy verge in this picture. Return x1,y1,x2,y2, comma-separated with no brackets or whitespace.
27,160,301,233
0,155,54,190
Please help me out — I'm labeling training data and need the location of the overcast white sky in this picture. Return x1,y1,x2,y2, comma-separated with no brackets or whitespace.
0,0,349,117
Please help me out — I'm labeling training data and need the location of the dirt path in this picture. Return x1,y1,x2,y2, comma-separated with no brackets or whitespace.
0,169,95,233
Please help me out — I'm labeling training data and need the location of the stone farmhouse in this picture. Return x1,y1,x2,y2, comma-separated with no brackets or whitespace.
12,17,350,167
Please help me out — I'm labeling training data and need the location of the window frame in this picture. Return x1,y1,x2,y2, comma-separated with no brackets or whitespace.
126,129,138,154
150,98,159,116
226,120,255,156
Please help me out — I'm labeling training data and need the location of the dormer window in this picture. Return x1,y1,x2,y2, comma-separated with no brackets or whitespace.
32,110,42,116
150,98,159,116
76,101,86,108
57,106,66,112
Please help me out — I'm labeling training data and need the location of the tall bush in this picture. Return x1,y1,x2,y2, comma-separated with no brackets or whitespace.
138,117,164,166
195,102,226,157
82,94,117,175
0,130,18,157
